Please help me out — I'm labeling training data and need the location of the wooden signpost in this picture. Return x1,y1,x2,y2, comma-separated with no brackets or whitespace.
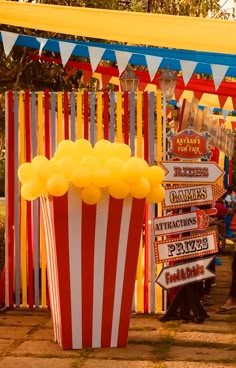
156,256,215,290
163,184,225,210
153,209,209,237
160,161,224,184
154,230,218,264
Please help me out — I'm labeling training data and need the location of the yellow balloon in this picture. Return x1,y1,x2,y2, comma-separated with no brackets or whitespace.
35,160,58,181
80,155,101,172
81,184,101,205
57,157,77,180
108,179,130,199
112,142,131,161
130,177,150,199
122,157,148,183
46,175,68,197
93,167,111,188
146,184,165,204
74,139,93,160
105,157,124,181
71,167,92,188
28,178,47,197
21,183,37,201
32,155,48,166
94,139,113,161
145,166,165,185
18,162,37,183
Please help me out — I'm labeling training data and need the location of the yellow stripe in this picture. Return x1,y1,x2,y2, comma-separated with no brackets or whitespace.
76,92,83,139
116,92,122,143
19,91,27,307
57,92,63,143
37,92,44,155
155,90,164,313
136,239,143,313
136,92,143,158
97,92,103,141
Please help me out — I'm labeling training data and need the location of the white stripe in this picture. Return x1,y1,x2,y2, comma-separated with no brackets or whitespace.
111,196,132,347
68,187,82,349
92,194,109,347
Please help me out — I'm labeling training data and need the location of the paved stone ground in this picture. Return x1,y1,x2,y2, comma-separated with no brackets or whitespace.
0,254,235,368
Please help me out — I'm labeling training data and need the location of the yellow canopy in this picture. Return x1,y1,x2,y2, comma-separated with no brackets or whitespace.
1,1,236,54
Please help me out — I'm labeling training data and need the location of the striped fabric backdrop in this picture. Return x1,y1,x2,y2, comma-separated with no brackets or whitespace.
5,90,165,314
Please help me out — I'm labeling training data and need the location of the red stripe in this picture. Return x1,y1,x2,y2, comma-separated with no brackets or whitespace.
118,198,145,346
64,91,69,140
53,194,72,349
101,197,123,347
81,202,97,347
143,91,149,162
83,91,89,139
103,90,109,139
44,89,50,159
7,91,14,307
123,91,129,144
25,90,34,307
144,204,149,313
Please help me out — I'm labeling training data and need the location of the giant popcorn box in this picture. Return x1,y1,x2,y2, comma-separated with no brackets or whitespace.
40,186,146,349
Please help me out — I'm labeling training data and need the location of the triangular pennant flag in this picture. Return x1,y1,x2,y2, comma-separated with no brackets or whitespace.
83,70,93,85
145,55,162,81
36,37,48,57
115,50,132,75
194,91,203,101
101,74,111,89
88,46,105,72
138,81,148,91
211,64,229,90
58,41,76,67
222,109,229,120
1,31,18,58
180,60,197,85
174,89,184,102
218,95,228,109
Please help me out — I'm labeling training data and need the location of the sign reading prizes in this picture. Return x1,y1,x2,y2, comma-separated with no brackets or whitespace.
154,127,223,323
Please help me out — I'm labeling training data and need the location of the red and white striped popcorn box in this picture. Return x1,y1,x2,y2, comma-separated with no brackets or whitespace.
40,186,145,349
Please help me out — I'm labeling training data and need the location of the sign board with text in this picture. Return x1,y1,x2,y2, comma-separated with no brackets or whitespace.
163,184,225,210
153,210,209,237
154,230,218,264
155,256,215,290
160,161,224,184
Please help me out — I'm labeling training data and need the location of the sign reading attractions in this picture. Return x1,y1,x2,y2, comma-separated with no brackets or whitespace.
163,184,225,210
154,230,218,264
167,129,212,160
153,210,209,237
155,256,215,290
160,161,224,184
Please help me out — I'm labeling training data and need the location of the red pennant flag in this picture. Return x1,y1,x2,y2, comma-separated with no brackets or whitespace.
101,74,111,89
232,97,236,111
174,89,184,101
218,95,228,109
83,70,93,85
194,91,203,101
138,82,148,91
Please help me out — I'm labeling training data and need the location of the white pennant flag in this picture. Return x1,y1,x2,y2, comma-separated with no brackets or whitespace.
180,60,197,85
222,109,229,120
36,37,48,57
88,46,105,72
211,64,229,90
115,50,132,75
1,31,18,58
58,41,76,67
145,55,162,81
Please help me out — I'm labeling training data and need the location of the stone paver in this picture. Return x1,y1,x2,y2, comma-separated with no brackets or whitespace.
169,345,236,362
0,357,76,368
174,331,236,344
164,363,236,368
82,360,155,368
88,344,154,360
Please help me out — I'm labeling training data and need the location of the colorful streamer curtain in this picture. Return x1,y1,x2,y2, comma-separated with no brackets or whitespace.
5,90,164,314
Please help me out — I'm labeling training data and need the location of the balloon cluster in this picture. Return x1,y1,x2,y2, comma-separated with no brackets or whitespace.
18,139,165,205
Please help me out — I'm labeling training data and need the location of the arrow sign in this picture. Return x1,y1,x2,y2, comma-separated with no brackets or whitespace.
163,184,225,210
154,230,218,264
160,161,224,184
155,256,215,290
153,210,209,237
